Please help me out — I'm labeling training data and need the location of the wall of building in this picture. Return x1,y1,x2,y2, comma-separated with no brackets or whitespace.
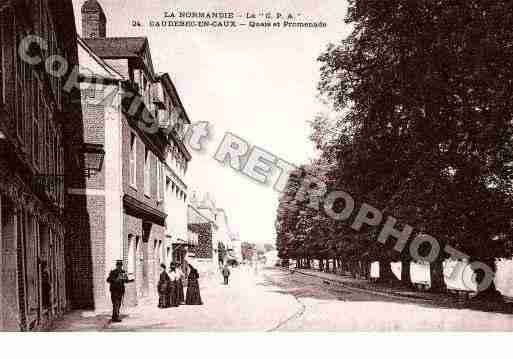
104,84,124,296
66,194,105,309
164,170,188,242
189,223,213,260
65,66,111,310
0,193,20,330
122,212,164,306
1,0,76,330
121,118,165,213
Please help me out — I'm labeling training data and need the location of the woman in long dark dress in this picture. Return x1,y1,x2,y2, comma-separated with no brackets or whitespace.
157,264,170,308
168,263,179,307
185,264,203,305
176,263,185,304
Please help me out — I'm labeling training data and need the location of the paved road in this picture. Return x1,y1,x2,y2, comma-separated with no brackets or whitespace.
265,269,513,331
53,266,513,331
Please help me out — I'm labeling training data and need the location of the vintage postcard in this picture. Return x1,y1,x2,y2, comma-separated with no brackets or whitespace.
1,0,513,335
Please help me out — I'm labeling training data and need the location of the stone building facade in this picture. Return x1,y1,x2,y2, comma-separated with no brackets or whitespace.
0,0,78,330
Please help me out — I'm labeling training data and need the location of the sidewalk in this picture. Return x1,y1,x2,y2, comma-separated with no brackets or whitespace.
291,268,513,313
293,268,440,300
49,275,217,331
49,267,300,331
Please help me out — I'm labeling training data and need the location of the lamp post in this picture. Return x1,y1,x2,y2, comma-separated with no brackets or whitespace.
75,143,105,178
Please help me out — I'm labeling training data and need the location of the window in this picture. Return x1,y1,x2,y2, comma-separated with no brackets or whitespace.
144,148,150,197
15,32,25,143
24,215,39,313
39,94,46,170
33,120,39,170
127,235,136,279
51,126,57,199
46,114,52,177
157,161,163,202
1,6,15,114
58,146,64,206
129,134,137,188
24,62,31,152
152,153,157,197
0,10,3,104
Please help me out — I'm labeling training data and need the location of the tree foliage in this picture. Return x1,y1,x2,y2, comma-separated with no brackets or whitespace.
276,0,513,292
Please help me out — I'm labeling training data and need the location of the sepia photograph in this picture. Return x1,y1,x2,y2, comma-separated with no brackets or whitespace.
0,0,513,342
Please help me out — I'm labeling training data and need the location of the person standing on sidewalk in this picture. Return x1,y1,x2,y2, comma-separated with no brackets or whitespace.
41,260,52,315
175,263,185,304
185,264,203,305
168,263,179,307
106,260,132,322
157,264,170,308
222,264,231,285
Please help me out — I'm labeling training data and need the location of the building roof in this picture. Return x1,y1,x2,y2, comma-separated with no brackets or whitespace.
77,37,123,81
82,37,147,58
81,0,105,13
156,72,192,124
188,205,218,229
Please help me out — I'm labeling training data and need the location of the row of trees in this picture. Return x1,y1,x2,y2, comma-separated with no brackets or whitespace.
276,0,513,299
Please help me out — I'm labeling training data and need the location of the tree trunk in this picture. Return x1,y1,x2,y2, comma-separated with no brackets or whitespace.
332,258,337,273
471,258,503,302
349,260,357,278
400,259,412,288
429,260,445,293
378,261,397,283
363,260,370,279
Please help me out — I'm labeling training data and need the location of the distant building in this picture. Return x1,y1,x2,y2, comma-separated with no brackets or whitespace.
187,192,218,274
187,192,240,271
0,0,78,330
228,232,243,264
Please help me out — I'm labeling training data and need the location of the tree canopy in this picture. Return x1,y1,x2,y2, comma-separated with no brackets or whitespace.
276,0,513,294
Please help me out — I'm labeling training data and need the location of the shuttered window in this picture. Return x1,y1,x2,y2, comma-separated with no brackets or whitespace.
144,148,150,197
129,133,137,188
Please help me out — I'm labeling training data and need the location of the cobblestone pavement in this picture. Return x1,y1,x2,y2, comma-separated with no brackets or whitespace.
52,267,513,331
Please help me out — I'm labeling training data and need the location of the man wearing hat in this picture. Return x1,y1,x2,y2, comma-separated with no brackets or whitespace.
106,260,131,322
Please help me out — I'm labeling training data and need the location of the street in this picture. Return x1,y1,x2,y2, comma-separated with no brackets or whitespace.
53,266,513,331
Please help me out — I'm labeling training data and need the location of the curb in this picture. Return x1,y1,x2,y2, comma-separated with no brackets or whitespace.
290,269,436,303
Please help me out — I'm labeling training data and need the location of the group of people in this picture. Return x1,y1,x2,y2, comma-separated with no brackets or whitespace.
157,262,203,308
107,260,203,323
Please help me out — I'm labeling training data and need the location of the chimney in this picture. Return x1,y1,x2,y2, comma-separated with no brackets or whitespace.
81,0,106,39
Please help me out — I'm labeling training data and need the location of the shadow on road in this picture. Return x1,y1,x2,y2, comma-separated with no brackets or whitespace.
260,268,513,315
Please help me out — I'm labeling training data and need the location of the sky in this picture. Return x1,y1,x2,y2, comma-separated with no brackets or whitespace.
72,0,351,245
